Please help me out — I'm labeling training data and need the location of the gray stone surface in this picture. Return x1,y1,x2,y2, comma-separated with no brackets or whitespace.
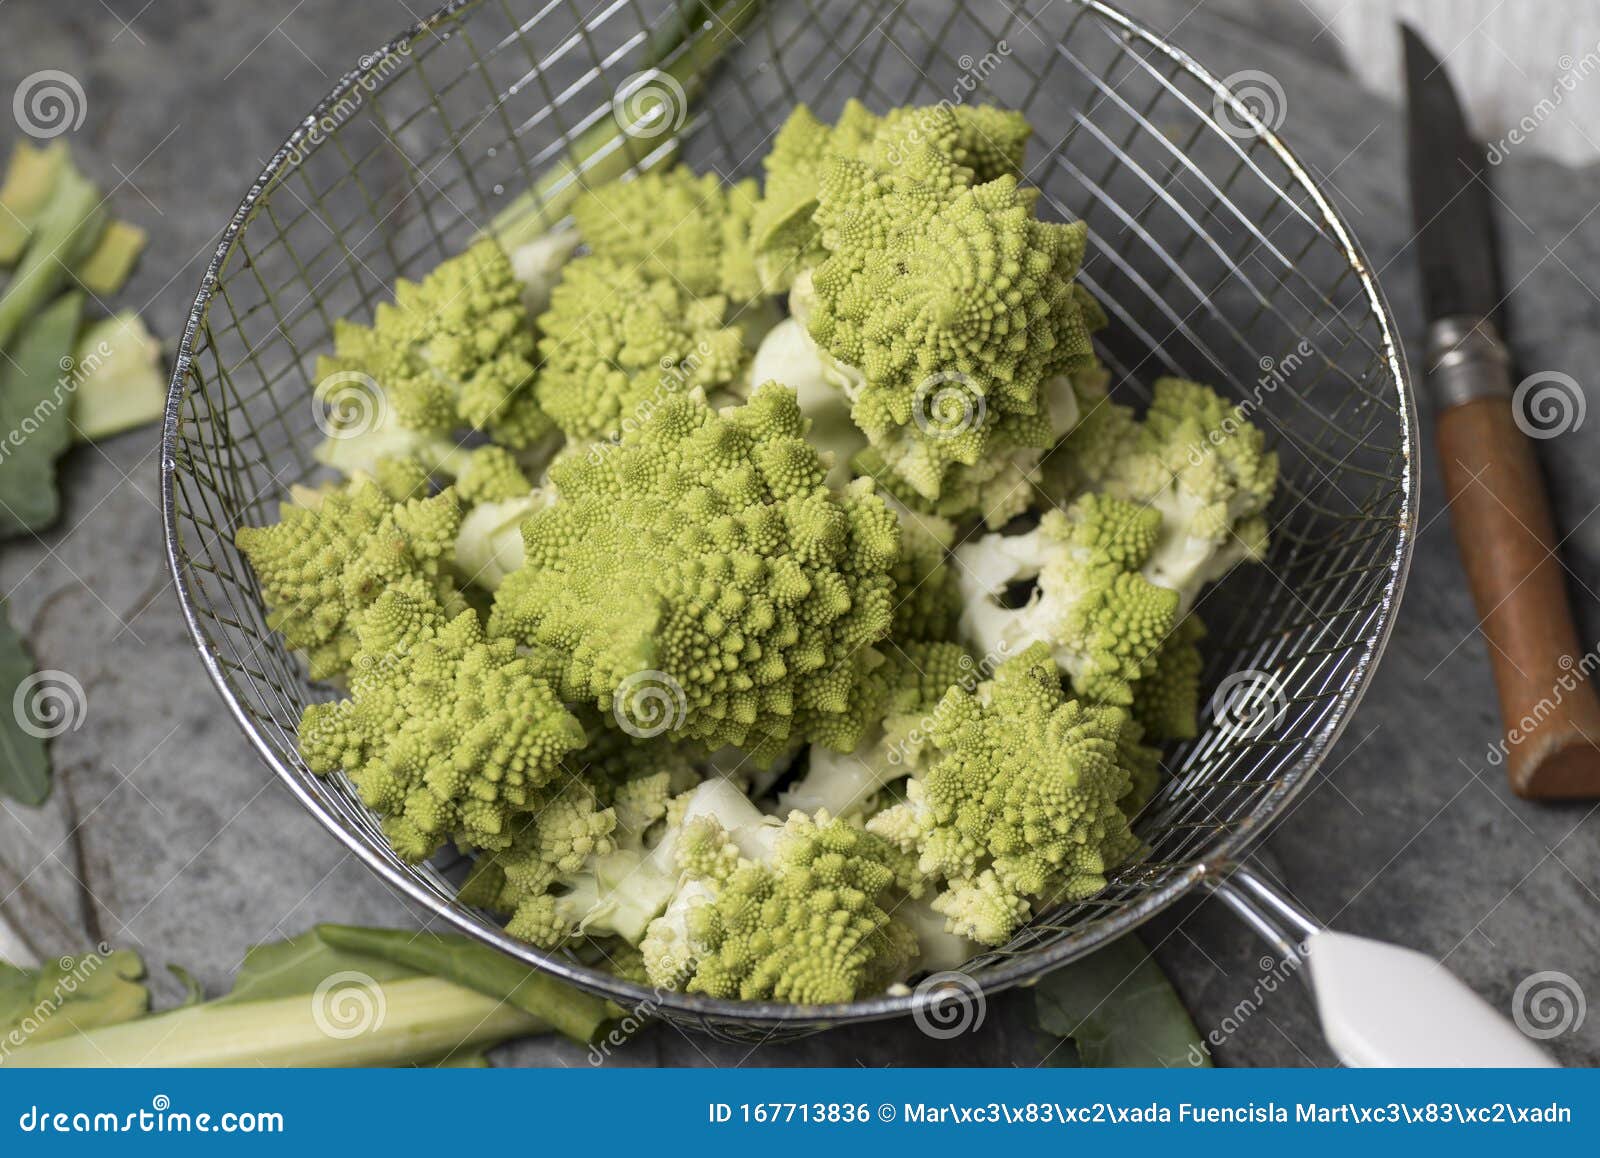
0,0,1595,1067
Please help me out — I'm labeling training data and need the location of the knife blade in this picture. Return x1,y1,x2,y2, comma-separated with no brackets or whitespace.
1402,23,1600,800
1402,25,1505,328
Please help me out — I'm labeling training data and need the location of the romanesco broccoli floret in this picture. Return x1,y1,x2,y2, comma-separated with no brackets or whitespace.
571,166,765,304
489,384,900,763
315,239,551,448
234,467,466,681
749,101,1031,291
799,152,1097,504
1130,612,1206,741
464,776,746,950
779,641,971,817
747,316,865,488
532,255,747,442
866,643,1140,946
955,493,1180,705
641,783,919,1003
298,589,587,861
1050,370,1278,610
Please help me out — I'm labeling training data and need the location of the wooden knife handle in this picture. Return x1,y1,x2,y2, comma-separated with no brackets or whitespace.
1435,394,1600,797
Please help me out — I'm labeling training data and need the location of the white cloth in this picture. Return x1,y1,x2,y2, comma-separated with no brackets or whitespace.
1303,0,1600,166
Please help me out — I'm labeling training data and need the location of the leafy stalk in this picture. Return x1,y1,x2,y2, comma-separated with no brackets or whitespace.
484,0,767,249
0,926,607,1068
3,976,541,1067
317,924,611,1044
0,155,103,350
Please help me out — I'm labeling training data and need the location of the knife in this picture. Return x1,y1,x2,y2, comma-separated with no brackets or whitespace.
1403,25,1600,799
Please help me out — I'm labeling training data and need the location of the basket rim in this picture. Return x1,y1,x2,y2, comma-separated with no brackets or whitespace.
160,0,1418,1029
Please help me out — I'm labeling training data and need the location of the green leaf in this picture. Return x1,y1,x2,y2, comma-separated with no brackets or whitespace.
214,928,421,1006
0,948,151,1049
0,292,84,539
0,601,51,805
316,925,611,1044
1032,934,1211,1068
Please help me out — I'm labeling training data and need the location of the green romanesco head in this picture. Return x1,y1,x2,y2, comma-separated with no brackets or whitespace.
234,471,466,681
750,101,1032,292
532,255,747,442
867,642,1140,946
571,167,766,303
803,154,1096,503
650,810,919,1003
489,383,900,764
298,590,587,862
315,239,551,447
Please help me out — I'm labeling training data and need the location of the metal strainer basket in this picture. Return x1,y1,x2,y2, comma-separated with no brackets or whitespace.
162,0,1417,1042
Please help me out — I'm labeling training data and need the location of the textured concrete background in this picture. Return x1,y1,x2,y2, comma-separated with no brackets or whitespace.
0,0,1596,1066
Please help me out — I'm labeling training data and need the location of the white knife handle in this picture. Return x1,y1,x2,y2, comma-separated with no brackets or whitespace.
1305,930,1553,1067
1207,865,1555,1067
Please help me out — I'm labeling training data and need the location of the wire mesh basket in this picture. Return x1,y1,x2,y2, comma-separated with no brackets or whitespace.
162,0,1415,1041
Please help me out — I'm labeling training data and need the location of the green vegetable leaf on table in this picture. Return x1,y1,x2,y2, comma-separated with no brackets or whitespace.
0,601,52,806
1032,934,1211,1068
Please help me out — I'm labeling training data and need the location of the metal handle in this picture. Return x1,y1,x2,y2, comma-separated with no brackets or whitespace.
1206,863,1554,1067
